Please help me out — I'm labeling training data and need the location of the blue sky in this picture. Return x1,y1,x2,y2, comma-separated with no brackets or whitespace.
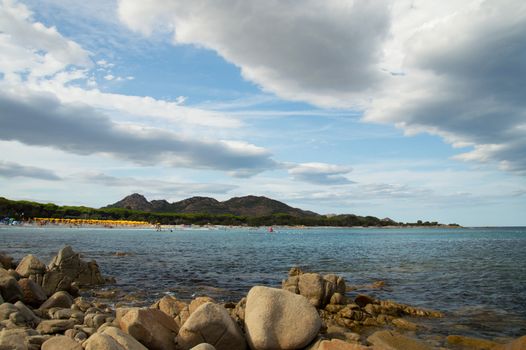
1,0,525,226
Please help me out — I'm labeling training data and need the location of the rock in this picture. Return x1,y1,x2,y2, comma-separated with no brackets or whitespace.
152,295,190,328
41,335,82,350
99,326,148,350
282,270,346,309
14,301,40,325
17,278,47,307
176,302,246,350
0,328,31,350
245,286,321,350
83,333,124,350
446,335,499,350
119,308,179,350
39,291,74,310
37,319,75,334
354,295,375,308
47,246,104,286
330,293,346,305
367,330,432,350
0,268,24,303
191,344,217,350
0,303,18,321
189,296,216,314
41,271,73,296
392,318,418,331
493,335,526,350
15,255,46,278
0,253,15,270
310,339,371,350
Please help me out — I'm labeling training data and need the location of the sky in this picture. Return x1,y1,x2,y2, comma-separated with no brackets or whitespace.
0,0,525,226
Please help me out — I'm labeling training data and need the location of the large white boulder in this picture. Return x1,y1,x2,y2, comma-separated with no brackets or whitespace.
244,286,321,350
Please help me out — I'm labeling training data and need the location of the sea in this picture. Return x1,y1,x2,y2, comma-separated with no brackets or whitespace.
1,226,525,340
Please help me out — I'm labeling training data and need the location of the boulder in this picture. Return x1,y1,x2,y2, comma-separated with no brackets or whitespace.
189,296,216,314
0,253,15,270
15,255,46,278
0,303,18,321
14,301,40,325
176,302,246,350
83,333,124,350
191,344,217,350
41,271,73,296
36,319,75,334
354,295,375,308
446,335,499,350
282,269,346,308
0,328,31,350
0,267,24,303
366,330,432,350
152,295,190,328
41,335,82,350
119,308,179,350
391,318,418,331
99,326,148,350
39,291,74,310
17,278,47,307
47,246,104,286
245,286,321,350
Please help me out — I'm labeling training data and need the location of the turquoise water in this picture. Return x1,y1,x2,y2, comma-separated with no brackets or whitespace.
1,226,525,338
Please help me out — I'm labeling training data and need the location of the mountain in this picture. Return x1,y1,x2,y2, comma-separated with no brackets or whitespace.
105,193,318,217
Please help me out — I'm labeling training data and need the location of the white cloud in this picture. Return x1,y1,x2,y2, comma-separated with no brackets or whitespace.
118,0,391,108
118,0,526,175
103,74,115,80
287,162,353,185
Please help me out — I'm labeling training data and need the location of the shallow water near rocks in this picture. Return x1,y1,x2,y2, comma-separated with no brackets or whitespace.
1,226,525,340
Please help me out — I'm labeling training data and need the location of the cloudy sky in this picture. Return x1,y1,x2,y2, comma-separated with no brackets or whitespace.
1,0,525,226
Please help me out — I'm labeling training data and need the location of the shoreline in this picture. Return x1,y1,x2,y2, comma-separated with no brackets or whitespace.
1,246,524,350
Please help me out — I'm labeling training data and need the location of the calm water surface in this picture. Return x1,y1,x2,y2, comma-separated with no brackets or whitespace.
1,226,525,339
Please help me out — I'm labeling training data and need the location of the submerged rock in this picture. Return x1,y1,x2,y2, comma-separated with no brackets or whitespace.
367,330,432,350
245,286,321,350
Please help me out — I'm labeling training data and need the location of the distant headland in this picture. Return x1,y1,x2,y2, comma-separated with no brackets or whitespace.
0,194,460,228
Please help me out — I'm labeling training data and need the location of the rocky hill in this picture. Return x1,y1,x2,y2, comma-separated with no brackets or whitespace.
105,193,319,217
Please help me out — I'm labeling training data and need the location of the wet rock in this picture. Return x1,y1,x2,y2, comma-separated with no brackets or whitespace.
308,338,371,350
47,246,104,286
39,291,74,310
325,325,361,343
245,286,321,350
37,319,75,334
392,318,418,331
493,335,526,350
41,335,82,350
17,278,47,307
0,253,15,270
354,295,375,308
15,255,46,279
176,302,246,350
0,267,24,303
367,330,432,350
119,308,179,350
446,335,499,350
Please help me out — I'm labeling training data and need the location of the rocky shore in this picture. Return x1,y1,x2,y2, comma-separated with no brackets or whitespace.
0,247,524,350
